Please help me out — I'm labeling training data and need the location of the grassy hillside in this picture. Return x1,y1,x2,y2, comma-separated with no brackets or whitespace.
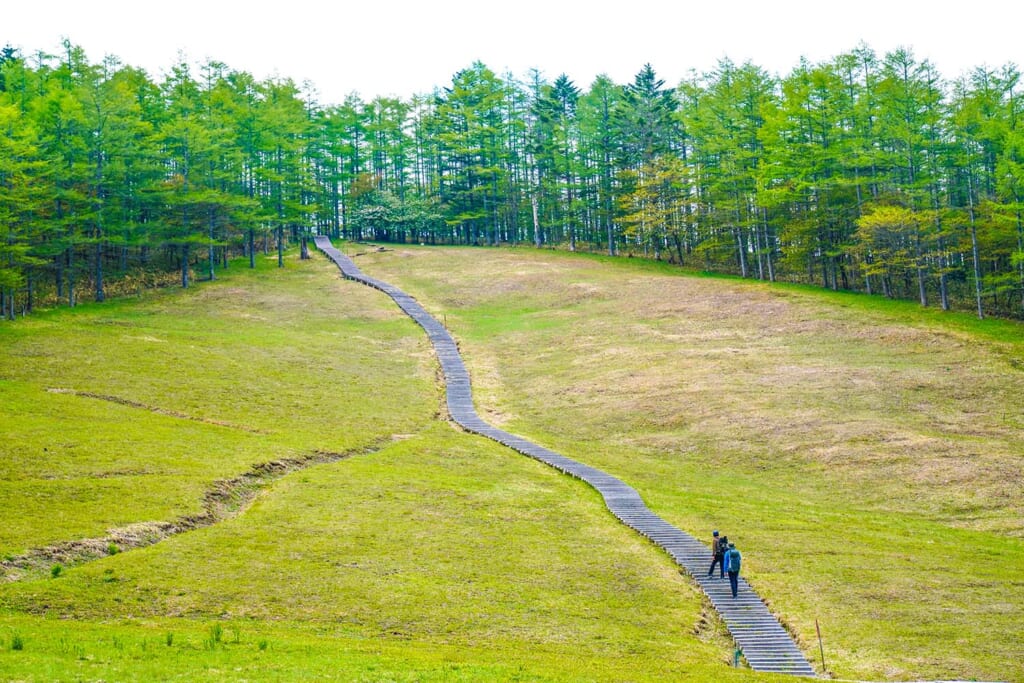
3,244,1020,681
0,254,437,563
355,244,1024,683
1,425,748,681
0,252,764,681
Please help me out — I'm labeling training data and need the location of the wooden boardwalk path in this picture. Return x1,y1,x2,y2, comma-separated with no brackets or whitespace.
315,236,817,677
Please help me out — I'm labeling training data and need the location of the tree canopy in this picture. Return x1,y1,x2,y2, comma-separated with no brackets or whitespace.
1,42,1022,319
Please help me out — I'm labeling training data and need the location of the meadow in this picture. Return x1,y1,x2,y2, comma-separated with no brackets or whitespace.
1,252,748,681
0,254,436,568
357,244,1024,683
1,245,1021,681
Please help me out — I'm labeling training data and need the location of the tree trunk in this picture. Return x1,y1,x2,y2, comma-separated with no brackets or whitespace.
1016,206,1024,313
567,206,575,252
532,194,541,248
94,240,105,302
332,179,341,239
67,250,75,308
673,233,684,265
735,229,748,278
915,230,927,307
754,226,764,281
181,244,191,288
56,254,64,300
967,173,984,319
935,234,950,311
300,235,310,259
762,208,775,283
248,228,256,269
208,210,217,281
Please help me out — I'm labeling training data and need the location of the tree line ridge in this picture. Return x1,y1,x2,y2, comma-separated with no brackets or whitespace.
1,42,1022,319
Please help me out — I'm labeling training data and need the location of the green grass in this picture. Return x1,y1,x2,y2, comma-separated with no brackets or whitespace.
0,253,438,558
0,615,770,682
357,243,1024,683
0,249,781,681
6,242,1021,680
0,426,751,681
2,428,721,640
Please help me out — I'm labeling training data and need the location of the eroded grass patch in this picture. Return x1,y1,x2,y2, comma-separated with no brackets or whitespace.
0,253,439,556
0,426,747,680
1,444,379,582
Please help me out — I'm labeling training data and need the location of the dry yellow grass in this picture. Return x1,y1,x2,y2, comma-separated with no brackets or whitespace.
367,246,1024,534
356,244,1024,682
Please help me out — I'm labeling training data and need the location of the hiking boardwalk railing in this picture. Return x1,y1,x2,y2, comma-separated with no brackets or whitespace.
314,235,817,678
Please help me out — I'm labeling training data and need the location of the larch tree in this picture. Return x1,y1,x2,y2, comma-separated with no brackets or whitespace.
3,42,1024,320
534,74,581,250
0,101,46,318
578,75,624,255
614,64,679,257
431,62,507,245
257,77,312,267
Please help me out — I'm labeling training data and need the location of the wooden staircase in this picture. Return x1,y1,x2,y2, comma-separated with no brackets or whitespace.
315,236,817,677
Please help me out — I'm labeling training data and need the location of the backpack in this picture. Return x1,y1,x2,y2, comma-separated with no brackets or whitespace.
716,536,729,556
727,548,741,572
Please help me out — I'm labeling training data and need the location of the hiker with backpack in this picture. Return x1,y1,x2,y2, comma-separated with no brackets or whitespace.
708,530,729,579
726,542,742,597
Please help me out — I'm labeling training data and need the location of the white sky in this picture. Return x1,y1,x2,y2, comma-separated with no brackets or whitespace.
5,0,1022,104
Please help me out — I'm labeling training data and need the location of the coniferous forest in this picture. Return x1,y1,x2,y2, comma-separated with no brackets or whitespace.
2,41,1023,319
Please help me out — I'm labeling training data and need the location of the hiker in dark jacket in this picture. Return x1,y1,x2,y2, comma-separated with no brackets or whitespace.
726,542,742,597
708,530,728,578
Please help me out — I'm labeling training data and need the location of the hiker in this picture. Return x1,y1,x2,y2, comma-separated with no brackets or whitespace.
708,531,728,578
726,542,742,598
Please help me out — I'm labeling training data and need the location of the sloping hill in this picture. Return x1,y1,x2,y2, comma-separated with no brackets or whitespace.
0,253,742,681
355,244,1024,683
2,245,1020,681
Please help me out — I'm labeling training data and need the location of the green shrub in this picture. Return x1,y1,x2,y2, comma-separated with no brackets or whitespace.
204,623,224,650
